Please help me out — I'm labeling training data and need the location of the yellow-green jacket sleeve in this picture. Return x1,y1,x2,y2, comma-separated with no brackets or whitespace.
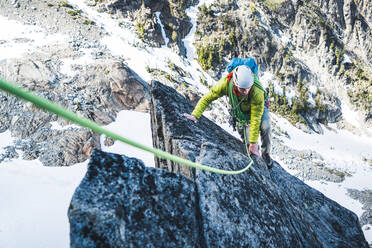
191,78,228,118
249,86,265,143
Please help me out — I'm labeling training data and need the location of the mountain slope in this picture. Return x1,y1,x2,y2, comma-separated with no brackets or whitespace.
0,0,371,246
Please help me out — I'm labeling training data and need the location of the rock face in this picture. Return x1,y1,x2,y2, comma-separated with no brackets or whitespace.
150,81,246,177
68,81,368,247
104,0,198,56
68,150,200,248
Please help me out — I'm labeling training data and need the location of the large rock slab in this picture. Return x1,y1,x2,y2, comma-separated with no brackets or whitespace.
68,150,200,248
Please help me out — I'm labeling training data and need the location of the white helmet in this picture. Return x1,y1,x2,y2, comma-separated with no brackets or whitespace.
233,65,254,89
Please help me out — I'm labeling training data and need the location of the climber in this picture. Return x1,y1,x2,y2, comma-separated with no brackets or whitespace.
184,63,273,168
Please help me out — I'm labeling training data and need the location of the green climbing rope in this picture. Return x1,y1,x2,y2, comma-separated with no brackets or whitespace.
0,78,253,174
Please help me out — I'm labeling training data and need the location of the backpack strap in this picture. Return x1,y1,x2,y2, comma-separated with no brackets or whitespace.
226,72,242,96
227,72,233,82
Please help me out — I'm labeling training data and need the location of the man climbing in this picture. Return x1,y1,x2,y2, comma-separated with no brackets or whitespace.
184,61,273,168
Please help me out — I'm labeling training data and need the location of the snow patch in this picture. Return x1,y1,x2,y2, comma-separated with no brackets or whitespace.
276,115,372,164
183,6,198,60
261,71,296,103
280,33,291,46
0,16,68,61
155,12,169,48
363,225,372,246
0,130,14,148
101,110,155,167
50,121,80,131
0,158,87,248
183,0,216,60
60,48,96,77
308,85,318,94
341,100,361,128
343,54,352,64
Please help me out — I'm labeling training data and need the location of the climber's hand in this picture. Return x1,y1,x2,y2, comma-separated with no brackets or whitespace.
249,143,261,156
183,113,197,123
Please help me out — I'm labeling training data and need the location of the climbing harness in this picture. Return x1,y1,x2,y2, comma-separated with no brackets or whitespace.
0,78,254,175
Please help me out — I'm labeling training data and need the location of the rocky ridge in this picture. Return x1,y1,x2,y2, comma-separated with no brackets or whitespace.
68,82,368,247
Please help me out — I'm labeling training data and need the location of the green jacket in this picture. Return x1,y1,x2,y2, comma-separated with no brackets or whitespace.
191,76,265,143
